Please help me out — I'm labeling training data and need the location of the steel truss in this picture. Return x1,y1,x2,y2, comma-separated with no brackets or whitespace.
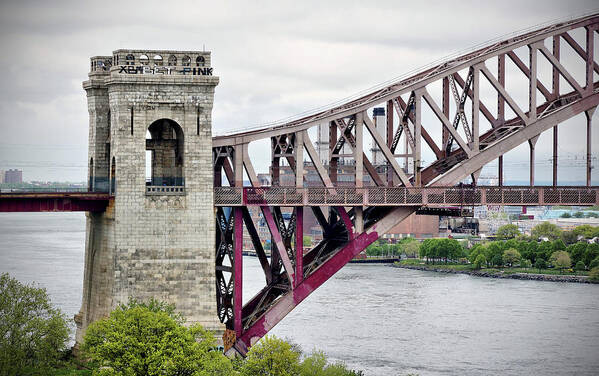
213,14,599,355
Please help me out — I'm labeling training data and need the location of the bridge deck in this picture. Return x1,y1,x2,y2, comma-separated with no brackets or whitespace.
214,186,599,207
0,192,110,212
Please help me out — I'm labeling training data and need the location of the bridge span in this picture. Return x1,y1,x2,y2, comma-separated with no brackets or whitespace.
0,13,598,356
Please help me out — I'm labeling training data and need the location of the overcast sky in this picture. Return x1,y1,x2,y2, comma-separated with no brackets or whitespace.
0,0,597,184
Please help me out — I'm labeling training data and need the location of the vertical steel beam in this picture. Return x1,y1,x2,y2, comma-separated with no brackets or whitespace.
386,100,394,185
414,91,422,186
234,145,244,187
553,126,558,186
233,206,243,338
586,26,595,93
529,44,538,120
498,54,505,187
271,138,279,186
528,136,539,186
586,107,596,186
355,112,364,233
355,112,364,188
552,35,560,98
329,122,337,184
295,132,304,187
442,77,450,151
295,206,303,288
472,66,480,151
552,35,560,187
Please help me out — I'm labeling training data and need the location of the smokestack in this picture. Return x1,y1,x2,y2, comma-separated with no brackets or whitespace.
371,107,386,165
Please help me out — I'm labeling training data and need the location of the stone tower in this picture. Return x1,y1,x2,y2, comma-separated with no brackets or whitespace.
75,50,222,345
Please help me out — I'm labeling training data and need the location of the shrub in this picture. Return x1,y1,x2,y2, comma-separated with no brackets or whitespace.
0,273,69,375
82,299,232,376
589,267,599,282
550,251,571,273
241,336,301,376
590,257,599,269
520,259,532,268
574,261,586,271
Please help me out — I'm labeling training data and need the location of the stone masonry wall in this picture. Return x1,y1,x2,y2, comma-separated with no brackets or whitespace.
76,51,222,347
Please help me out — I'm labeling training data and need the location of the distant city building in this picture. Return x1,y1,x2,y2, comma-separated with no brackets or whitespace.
0,170,4,184
4,169,23,184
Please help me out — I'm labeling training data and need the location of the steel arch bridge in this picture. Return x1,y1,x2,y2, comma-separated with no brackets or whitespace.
212,13,599,354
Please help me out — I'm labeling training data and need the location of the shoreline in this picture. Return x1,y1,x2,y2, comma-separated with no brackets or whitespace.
392,264,596,284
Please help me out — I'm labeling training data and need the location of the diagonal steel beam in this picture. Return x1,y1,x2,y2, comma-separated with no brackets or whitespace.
394,96,443,159
507,51,552,100
421,89,473,157
538,45,585,96
452,72,497,126
479,65,530,125
362,113,413,187
561,32,599,74
431,92,599,185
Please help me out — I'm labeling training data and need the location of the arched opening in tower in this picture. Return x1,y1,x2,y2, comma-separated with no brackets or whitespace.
145,119,185,187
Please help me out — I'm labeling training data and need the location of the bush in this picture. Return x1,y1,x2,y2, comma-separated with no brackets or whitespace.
0,273,69,376
590,257,599,269
574,261,586,271
82,299,232,376
589,267,599,282
241,336,300,376
520,259,532,268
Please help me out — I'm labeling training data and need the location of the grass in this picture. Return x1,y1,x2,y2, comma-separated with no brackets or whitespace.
396,259,589,276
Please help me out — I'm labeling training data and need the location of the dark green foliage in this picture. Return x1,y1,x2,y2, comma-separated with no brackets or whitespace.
560,212,572,218
573,211,584,218
590,257,599,269
590,267,599,282
561,230,578,245
0,273,70,376
82,299,233,376
567,242,587,265
491,254,504,267
473,254,487,269
418,238,464,264
534,258,547,271
241,336,361,376
496,224,520,240
531,222,562,241
583,244,599,267
552,239,566,252
574,261,586,271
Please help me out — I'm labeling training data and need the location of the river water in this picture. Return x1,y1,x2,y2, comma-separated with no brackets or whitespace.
1,212,598,375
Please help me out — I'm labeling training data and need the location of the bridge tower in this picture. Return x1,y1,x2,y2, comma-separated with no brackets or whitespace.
75,50,222,345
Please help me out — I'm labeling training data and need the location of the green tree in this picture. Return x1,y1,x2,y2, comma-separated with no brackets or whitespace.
568,242,587,265
241,336,300,376
531,222,562,241
491,254,504,267
303,236,311,247
573,211,584,218
0,273,69,376
402,240,420,258
560,212,572,218
496,224,520,240
552,239,566,252
574,261,586,271
590,257,599,269
583,244,599,267
534,258,547,271
473,254,486,269
82,299,232,376
502,248,521,267
537,241,554,261
589,267,599,282
549,251,571,274
573,225,599,239
561,231,578,245
299,350,363,376
468,244,485,264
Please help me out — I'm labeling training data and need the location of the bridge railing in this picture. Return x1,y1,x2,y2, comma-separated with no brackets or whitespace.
213,186,599,207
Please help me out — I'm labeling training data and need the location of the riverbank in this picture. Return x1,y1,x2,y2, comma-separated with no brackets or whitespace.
392,263,597,284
